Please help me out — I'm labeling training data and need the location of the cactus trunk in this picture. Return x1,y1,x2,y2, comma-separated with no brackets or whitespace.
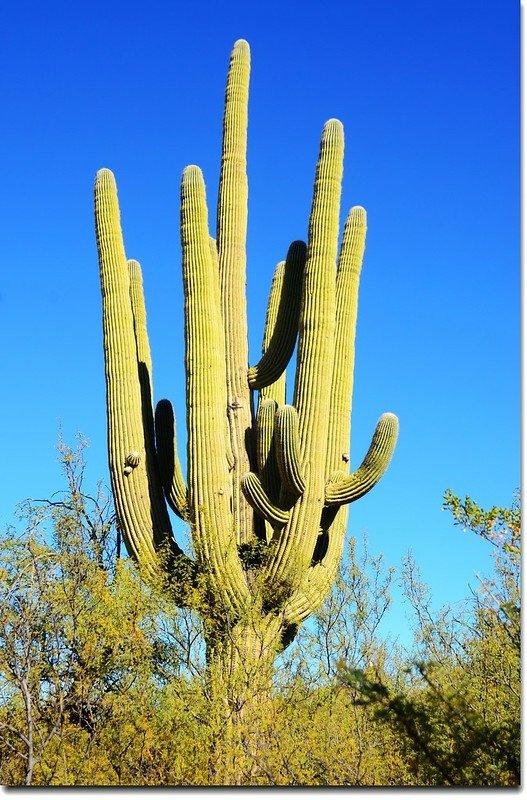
206,614,283,783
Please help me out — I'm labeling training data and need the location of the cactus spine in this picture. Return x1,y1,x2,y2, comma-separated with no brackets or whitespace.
95,39,398,668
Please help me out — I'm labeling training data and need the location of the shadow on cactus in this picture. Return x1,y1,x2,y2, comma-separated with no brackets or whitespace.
94,39,398,687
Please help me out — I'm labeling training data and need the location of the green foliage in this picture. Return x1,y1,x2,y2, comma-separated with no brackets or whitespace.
0,445,519,785
443,488,520,554
339,492,521,787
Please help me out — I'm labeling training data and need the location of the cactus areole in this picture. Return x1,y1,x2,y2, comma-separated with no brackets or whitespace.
94,40,398,673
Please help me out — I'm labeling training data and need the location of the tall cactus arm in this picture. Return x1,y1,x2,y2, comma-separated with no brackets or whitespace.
128,259,165,518
293,119,343,455
255,398,280,542
326,206,367,475
216,39,254,543
286,213,394,626
241,473,290,527
258,261,286,406
154,399,188,519
284,206,368,619
95,169,180,577
181,165,249,611
274,405,305,496
266,120,344,586
128,258,191,556
209,235,235,471
325,413,399,506
255,399,280,503
128,259,153,386
248,240,306,391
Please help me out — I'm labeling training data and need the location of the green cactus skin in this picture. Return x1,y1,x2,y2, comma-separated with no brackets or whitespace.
217,40,253,546
240,472,290,527
95,39,398,665
325,413,399,505
258,262,288,406
181,164,250,612
255,399,280,500
95,170,187,580
274,405,305,496
248,241,306,391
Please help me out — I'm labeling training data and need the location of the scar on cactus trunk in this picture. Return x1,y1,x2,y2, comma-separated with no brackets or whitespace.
94,36,398,739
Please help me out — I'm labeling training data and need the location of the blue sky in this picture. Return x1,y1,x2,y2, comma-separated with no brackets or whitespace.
0,1,519,644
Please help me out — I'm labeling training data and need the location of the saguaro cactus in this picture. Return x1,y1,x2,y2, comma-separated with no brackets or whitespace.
94,39,398,687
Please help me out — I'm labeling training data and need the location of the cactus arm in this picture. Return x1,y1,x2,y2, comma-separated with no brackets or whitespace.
265,120,344,586
255,398,280,542
285,414,397,624
181,165,249,610
241,473,290,527
216,39,254,543
294,120,343,454
95,169,179,576
274,405,305,496
325,413,399,506
248,240,306,391
280,206,369,621
209,236,235,471
208,235,219,272
255,399,280,502
128,257,156,473
326,206,367,475
154,399,188,519
284,209,395,625
285,215,393,625
128,259,153,386
128,258,191,557
258,262,287,406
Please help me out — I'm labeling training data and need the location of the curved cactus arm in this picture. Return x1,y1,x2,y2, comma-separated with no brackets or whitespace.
248,240,306,391
154,399,188,520
216,39,254,543
265,120,344,587
325,413,399,506
95,169,183,577
181,165,249,611
326,206,367,476
275,405,305,496
241,473,290,527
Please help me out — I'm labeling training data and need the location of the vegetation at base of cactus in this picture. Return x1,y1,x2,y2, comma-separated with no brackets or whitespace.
94,39,398,674
1,449,517,786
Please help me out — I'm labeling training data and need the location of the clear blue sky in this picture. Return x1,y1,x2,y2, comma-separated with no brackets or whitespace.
0,1,519,644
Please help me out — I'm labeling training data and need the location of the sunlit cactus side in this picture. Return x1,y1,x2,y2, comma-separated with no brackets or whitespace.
94,39,398,665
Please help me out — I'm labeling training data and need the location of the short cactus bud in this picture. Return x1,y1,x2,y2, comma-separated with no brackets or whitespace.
123,451,141,475
125,451,141,467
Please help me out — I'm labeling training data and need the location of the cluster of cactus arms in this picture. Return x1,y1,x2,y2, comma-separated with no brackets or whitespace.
94,39,398,656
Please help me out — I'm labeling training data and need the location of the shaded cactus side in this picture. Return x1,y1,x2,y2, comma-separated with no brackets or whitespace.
94,39,398,644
